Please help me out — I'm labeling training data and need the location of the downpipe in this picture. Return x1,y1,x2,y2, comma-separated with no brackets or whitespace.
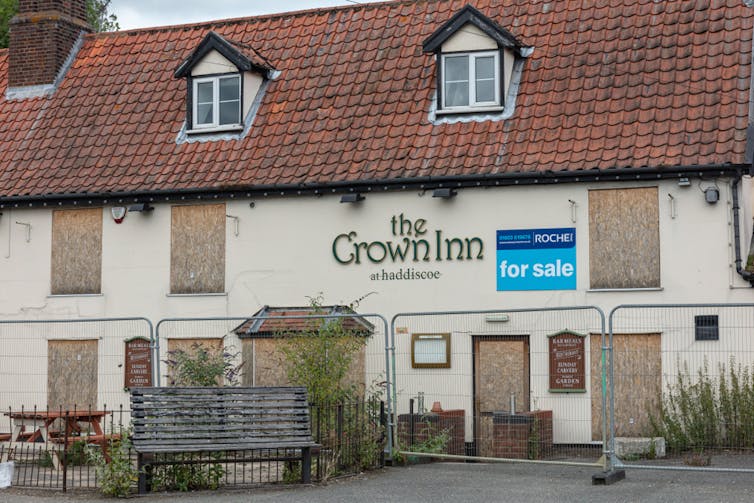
731,177,754,286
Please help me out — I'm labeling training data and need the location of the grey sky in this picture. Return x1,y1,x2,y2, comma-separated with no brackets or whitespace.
109,0,386,30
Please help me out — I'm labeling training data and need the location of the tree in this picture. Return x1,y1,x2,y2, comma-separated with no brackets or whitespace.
0,0,119,49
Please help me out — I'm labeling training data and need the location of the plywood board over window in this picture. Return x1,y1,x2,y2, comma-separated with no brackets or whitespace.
51,208,102,295
170,204,225,294
589,333,661,440
589,187,660,289
47,340,98,410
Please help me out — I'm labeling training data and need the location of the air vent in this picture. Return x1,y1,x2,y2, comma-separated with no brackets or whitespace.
695,315,719,341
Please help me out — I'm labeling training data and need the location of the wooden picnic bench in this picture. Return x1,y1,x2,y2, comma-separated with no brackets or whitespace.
130,386,320,494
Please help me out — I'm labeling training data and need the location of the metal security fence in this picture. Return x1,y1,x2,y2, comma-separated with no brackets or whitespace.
608,304,754,473
0,318,154,413
390,307,607,468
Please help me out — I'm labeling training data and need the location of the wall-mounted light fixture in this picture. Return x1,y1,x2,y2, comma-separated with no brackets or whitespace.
485,314,510,323
128,203,154,213
340,193,365,203
432,188,457,199
678,177,691,187
704,187,719,204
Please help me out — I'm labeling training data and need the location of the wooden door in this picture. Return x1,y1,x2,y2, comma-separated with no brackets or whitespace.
474,336,530,414
47,340,98,411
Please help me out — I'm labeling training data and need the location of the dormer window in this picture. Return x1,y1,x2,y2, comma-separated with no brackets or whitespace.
423,5,531,119
193,74,241,129
175,31,275,140
441,51,500,110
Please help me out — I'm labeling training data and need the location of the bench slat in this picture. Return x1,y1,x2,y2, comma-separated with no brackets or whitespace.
130,386,318,455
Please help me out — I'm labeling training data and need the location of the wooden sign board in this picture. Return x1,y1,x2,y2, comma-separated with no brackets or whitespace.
548,330,586,393
124,337,153,389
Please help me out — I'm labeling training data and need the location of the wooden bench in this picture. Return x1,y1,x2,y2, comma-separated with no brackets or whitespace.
130,386,320,494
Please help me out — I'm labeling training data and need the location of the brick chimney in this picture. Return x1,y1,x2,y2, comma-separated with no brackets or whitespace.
8,0,91,90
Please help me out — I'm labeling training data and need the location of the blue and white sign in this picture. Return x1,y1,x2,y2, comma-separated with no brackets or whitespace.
496,228,576,291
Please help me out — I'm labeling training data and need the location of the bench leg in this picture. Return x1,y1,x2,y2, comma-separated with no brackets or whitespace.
137,453,152,494
301,447,312,484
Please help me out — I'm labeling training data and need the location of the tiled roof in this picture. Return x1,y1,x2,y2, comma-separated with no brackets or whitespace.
234,306,375,337
0,0,751,200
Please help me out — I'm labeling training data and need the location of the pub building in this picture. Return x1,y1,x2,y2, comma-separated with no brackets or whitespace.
1,0,754,448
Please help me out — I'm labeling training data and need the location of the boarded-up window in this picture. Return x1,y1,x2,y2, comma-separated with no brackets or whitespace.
48,339,98,410
589,187,660,289
170,204,225,294
51,208,102,295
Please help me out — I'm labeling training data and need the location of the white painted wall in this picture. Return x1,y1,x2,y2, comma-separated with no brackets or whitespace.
0,178,752,442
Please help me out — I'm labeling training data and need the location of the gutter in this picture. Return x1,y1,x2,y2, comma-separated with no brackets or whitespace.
732,176,754,286
0,163,744,209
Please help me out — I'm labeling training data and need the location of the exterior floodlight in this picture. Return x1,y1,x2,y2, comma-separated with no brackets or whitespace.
677,177,691,187
432,188,457,199
128,203,154,212
340,193,365,203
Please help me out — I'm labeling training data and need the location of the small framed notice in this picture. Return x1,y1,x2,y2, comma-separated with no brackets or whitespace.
124,337,153,389
548,330,586,393
411,333,451,369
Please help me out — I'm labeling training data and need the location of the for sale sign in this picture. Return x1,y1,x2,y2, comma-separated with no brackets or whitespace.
496,227,576,291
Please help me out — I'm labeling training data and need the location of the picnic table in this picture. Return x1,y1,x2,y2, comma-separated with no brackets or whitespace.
0,410,114,468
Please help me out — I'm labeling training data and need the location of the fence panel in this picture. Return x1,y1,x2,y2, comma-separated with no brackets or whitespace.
390,307,606,467
608,304,754,473
0,318,153,413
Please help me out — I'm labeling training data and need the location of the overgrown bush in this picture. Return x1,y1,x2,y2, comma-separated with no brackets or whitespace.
280,294,385,477
164,342,241,387
88,433,138,498
279,295,368,405
650,357,754,453
150,453,224,492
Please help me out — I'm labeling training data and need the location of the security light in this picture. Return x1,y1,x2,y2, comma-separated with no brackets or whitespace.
128,203,154,212
432,188,457,199
340,193,365,203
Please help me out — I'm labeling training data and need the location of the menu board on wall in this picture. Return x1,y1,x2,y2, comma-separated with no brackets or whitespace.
124,337,153,389
548,330,586,393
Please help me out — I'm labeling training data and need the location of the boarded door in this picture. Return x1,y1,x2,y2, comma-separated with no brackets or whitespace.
47,340,98,410
474,337,530,413
590,333,661,440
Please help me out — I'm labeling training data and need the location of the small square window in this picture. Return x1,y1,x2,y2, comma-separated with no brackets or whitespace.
411,333,451,369
192,75,241,130
441,51,500,111
695,315,719,341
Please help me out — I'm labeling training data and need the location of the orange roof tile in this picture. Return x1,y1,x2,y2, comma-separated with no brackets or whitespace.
0,0,751,202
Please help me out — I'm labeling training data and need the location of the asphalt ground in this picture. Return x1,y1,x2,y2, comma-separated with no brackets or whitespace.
2,461,754,503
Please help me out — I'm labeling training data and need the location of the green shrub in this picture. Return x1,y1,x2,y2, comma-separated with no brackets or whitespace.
164,342,241,387
88,433,138,498
149,454,224,492
650,357,754,453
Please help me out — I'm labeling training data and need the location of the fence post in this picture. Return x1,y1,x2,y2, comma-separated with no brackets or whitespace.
62,409,69,493
380,400,386,467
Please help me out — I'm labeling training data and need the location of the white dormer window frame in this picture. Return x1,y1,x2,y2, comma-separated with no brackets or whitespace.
440,50,501,112
191,74,242,131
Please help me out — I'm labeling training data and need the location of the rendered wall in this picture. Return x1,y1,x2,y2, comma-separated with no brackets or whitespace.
0,178,752,442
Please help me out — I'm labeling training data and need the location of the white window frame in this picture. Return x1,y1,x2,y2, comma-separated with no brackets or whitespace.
440,50,500,111
192,74,241,130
